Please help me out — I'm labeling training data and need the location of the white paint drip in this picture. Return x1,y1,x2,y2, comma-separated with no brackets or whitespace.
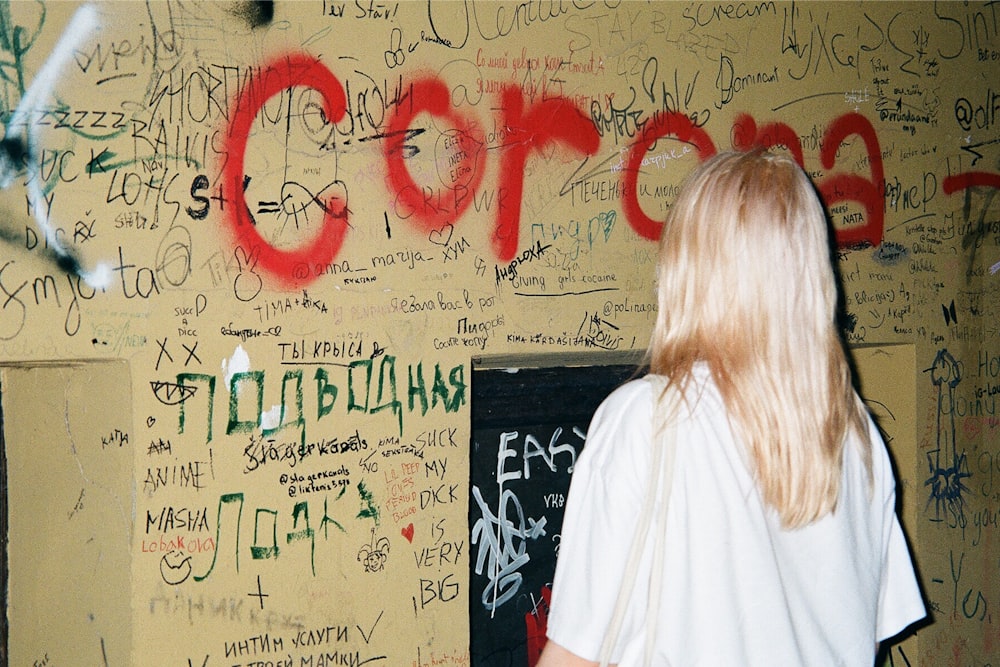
260,404,283,431
1,4,111,289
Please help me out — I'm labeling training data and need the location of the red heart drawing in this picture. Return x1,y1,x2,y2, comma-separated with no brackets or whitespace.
401,523,414,543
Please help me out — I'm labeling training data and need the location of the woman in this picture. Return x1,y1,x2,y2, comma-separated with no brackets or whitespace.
539,150,925,666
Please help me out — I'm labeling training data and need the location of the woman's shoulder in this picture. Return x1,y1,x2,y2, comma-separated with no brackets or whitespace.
601,367,719,413
593,375,659,419
577,377,658,478
587,367,722,442
607,374,657,399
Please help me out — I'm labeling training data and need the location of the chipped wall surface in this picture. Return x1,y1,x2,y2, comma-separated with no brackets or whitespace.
0,1,997,665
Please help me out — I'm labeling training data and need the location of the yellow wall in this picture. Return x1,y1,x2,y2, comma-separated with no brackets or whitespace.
0,1,998,664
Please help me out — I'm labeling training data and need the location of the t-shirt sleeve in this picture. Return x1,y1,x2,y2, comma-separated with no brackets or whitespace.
876,518,926,641
544,380,654,662
873,428,926,641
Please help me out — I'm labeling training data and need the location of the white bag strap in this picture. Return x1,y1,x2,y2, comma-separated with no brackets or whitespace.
598,375,679,667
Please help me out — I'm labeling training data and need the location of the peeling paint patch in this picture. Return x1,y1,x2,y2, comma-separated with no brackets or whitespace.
222,345,251,386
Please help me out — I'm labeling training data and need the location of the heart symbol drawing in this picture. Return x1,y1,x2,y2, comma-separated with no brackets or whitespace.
429,223,454,246
401,523,414,543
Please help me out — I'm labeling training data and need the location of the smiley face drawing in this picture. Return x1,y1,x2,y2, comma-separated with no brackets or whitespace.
159,550,193,585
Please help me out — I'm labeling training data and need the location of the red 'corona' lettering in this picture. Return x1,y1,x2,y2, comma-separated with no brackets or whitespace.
384,77,486,232
220,52,997,287
491,85,600,260
729,111,885,247
817,113,884,248
731,113,805,165
222,55,349,287
621,110,716,241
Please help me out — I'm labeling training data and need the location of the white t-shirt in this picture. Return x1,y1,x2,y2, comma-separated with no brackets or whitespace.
546,370,925,666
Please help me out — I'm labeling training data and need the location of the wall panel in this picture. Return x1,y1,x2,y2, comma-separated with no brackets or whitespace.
0,2,997,664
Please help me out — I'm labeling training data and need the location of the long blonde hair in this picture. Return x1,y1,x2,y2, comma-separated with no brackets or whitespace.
649,150,872,529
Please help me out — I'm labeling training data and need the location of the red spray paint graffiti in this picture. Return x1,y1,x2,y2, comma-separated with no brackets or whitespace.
524,584,552,667
730,111,885,247
222,53,997,287
221,54,350,287
943,171,1000,194
816,113,885,248
621,110,716,241
622,110,885,245
488,85,601,260
383,76,486,232
382,79,600,261
943,170,1000,255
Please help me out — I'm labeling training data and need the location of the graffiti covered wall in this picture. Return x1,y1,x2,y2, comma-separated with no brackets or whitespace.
0,1,998,664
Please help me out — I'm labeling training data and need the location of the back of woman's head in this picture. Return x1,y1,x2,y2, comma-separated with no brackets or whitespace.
650,149,871,529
